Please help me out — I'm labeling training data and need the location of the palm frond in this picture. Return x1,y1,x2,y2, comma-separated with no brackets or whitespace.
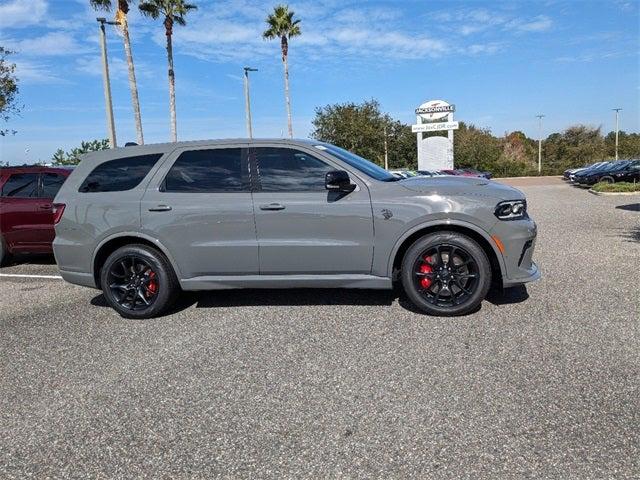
89,0,113,11
263,4,301,41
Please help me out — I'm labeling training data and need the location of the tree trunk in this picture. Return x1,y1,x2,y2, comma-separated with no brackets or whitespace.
281,37,293,138
166,30,177,142
121,14,144,145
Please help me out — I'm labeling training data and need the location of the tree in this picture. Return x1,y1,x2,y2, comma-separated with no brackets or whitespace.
139,0,197,142
604,131,640,159
263,4,301,139
0,47,20,136
51,139,110,165
543,125,606,173
311,99,417,169
90,1,145,145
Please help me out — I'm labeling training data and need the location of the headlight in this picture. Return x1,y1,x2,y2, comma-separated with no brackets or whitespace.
494,200,527,220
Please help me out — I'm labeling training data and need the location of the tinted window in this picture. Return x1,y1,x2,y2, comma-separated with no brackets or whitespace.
1,173,39,198
255,148,333,192
313,144,397,182
164,148,245,192
79,154,162,193
41,173,66,198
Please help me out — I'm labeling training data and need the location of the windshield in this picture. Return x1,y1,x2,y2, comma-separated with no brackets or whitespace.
314,144,397,182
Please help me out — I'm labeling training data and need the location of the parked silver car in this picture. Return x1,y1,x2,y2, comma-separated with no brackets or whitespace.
53,139,539,318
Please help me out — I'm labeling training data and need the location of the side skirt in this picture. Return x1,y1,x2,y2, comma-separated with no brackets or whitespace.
180,274,393,291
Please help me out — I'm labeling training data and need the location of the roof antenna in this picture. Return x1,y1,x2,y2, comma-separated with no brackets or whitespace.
124,142,138,147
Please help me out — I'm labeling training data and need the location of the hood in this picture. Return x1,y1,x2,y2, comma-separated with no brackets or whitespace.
398,176,524,201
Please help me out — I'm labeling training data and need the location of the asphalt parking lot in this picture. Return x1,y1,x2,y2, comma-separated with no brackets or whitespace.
1,177,639,479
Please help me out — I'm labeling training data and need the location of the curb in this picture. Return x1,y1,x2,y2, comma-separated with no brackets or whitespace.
588,189,640,196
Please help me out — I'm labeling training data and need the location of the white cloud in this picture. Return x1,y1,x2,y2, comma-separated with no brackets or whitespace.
0,0,48,28
507,15,553,33
13,60,62,83
2,32,88,56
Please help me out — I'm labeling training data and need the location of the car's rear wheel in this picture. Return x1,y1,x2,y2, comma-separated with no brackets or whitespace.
401,232,492,316
100,244,179,319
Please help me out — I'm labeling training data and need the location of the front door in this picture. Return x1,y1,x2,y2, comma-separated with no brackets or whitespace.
141,145,259,279
250,145,374,274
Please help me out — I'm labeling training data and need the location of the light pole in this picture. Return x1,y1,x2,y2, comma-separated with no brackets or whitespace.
97,17,118,148
536,114,545,174
612,108,622,161
243,67,258,139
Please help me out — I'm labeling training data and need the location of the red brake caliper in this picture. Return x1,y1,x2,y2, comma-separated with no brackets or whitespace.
420,256,434,289
147,271,158,296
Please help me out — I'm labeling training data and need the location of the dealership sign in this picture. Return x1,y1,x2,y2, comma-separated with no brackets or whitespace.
411,121,459,133
415,100,456,121
413,99,457,171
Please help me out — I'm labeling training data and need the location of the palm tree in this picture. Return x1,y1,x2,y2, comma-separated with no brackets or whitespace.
263,5,301,139
90,0,145,145
139,0,196,142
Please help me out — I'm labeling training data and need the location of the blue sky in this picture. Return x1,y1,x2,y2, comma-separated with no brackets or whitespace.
0,0,638,164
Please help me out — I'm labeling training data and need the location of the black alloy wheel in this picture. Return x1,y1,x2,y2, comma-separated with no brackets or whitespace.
401,232,492,316
107,255,160,311
100,244,179,319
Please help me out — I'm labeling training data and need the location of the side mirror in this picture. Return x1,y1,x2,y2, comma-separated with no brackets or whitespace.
325,170,356,192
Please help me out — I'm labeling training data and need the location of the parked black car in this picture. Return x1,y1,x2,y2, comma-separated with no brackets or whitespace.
571,161,614,183
574,160,640,186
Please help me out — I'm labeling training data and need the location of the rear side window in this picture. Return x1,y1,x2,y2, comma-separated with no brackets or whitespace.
164,148,246,192
1,173,39,198
79,154,162,193
41,173,66,198
255,147,332,192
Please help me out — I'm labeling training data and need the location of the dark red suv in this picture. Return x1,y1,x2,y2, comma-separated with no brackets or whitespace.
0,166,72,265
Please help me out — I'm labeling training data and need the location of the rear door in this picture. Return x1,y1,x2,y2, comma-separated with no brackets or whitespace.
0,172,52,250
141,144,258,278
250,145,374,274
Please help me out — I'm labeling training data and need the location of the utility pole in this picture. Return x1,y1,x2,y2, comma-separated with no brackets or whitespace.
612,108,622,161
243,67,258,139
383,125,389,170
536,114,545,174
97,17,118,148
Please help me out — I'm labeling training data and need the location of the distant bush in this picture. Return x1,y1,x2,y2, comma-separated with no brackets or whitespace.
592,182,640,193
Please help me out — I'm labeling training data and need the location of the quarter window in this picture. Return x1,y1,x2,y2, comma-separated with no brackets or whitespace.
164,148,246,192
1,173,39,198
41,173,66,198
79,154,162,193
255,148,332,192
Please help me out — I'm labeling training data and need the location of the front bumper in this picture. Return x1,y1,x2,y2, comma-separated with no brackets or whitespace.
489,217,541,287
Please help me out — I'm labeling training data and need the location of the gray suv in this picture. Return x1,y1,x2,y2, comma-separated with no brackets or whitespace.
53,139,539,318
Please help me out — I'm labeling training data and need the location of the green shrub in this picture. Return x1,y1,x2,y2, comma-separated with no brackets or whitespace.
591,182,640,193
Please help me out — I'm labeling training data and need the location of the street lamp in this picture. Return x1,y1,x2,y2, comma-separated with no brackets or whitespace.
97,17,119,148
536,114,545,174
612,108,622,161
243,67,258,139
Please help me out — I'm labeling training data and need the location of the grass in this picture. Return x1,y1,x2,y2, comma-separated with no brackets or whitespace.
591,181,640,193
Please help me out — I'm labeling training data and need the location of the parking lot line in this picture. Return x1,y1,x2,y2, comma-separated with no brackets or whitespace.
0,273,62,279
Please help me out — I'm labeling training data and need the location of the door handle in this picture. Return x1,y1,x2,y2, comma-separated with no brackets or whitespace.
259,203,285,211
148,205,172,212
39,204,52,210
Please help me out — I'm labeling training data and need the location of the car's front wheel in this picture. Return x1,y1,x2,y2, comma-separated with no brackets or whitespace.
401,232,492,316
100,244,179,319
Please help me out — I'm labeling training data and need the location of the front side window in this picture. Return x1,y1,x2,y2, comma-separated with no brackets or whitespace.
1,173,39,198
255,147,333,192
314,144,397,182
79,154,162,193
41,173,66,198
164,148,245,192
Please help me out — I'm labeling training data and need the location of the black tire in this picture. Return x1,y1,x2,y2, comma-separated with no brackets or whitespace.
401,231,492,316
100,244,179,319
600,176,614,184
0,236,9,267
